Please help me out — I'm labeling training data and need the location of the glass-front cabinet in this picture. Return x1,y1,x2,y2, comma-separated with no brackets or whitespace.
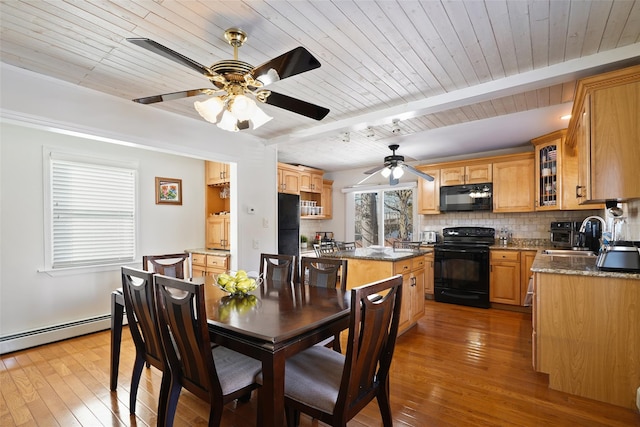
531,131,562,211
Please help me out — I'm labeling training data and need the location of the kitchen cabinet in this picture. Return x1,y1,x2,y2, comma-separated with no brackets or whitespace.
205,161,230,185
191,252,229,277
440,163,492,186
490,250,521,305
520,250,536,305
299,166,323,193
424,251,434,296
206,215,230,250
567,64,640,203
277,162,301,195
533,271,640,409
342,254,425,334
417,167,440,214
492,154,535,213
321,179,333,219
531,129,604,211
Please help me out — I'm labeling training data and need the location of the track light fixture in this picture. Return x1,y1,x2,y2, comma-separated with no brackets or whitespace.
341,131,350,143
391,119,401,134
365,126,375,138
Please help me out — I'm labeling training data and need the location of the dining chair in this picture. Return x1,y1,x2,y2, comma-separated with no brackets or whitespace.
120,267,170,424
259,253,297,284
313,242,337,257
299,256,348,352
142,253,190,278
154,274,262,427
278,274,403,427
392,241,422,251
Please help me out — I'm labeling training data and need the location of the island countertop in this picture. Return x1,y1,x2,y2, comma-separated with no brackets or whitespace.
326,247,432,262
531,250,640,280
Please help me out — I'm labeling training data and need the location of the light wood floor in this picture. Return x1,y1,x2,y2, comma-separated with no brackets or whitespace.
2,300,639,426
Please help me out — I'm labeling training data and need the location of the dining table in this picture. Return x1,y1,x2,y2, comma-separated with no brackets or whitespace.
202,275,350,427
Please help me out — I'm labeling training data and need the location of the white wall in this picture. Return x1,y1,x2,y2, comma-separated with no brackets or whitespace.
0,63,279,350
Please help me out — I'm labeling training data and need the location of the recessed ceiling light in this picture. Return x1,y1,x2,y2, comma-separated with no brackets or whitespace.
560,114,572,120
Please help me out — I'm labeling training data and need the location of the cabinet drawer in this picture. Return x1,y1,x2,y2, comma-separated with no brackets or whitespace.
394,259,412,275
491,250,520,262
206,255,228,269
413,256,426,270
192,253,207,266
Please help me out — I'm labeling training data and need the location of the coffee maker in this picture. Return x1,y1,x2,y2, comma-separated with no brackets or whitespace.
576,218,602,252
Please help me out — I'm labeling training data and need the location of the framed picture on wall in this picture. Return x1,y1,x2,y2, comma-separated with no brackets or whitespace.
155,177,182,205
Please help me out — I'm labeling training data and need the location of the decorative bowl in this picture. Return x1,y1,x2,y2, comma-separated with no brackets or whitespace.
216,270,262,296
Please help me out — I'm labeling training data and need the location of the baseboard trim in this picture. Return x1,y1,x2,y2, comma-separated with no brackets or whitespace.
1,315,112,354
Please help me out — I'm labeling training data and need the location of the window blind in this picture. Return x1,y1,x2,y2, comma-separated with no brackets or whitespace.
51,159,136,268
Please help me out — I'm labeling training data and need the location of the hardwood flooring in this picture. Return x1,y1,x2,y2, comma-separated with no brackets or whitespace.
1,300,638,426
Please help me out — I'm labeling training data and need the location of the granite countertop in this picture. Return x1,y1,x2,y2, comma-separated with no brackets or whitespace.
531,250,640,280
327,247,432,262
185,248,231,256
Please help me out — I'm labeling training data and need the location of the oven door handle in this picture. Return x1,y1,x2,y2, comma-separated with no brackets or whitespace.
436,247,487,254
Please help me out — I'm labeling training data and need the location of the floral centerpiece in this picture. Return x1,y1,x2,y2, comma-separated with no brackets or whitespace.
216,270,261,296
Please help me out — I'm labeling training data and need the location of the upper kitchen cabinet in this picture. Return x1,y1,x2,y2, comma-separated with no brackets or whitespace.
567,65,640,203
492,153,535,213
321,179,333,219
531,129,604,211
206,161,229,186
277,162,301,195
299,166,323,193
440,163,492,186
417,167,440,215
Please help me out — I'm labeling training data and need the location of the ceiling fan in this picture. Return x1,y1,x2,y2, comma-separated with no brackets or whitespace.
127,28,329,131
363,144,434,186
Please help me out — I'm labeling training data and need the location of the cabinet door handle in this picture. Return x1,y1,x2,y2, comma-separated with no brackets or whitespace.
576,185,584,198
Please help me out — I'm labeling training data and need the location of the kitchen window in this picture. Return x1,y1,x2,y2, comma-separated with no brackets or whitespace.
45,150,137,270
346,183,417,247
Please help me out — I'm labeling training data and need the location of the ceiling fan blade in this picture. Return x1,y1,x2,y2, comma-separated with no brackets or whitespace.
127,38,212,76
364,164,386,175
132,89,215,104
264,91,329,120
404,165,435,182
251,47,321,86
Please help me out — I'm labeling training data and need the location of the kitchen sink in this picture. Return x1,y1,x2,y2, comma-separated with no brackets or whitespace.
542,249,597,257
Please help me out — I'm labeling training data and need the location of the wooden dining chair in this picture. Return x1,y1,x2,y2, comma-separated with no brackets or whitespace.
154,274,262,427
142,253,190,278
279,274,403,427
259,253,297,284
392,241,422,251
120,267,170,424
300,256,348,352
335,241,356,251
313,242,337,257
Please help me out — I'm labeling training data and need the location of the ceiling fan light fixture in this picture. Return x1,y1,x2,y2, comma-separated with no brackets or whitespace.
249,105,273,129
381,167,392,178
229,94,257,121
194,96,224,123
392,165,404,179
217,109,239,132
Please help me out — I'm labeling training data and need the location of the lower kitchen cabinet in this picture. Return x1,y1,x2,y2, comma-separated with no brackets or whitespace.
191,252,229,277
424,251,434,296
490,250,521,305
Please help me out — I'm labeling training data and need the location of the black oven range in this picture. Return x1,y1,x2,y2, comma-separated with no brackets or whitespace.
434,226,495,309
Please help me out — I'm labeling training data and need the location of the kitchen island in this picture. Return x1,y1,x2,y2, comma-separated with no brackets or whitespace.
530,251,640,410
326,247,433,334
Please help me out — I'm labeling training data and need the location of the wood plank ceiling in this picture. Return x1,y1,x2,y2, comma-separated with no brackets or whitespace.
1,0,639,171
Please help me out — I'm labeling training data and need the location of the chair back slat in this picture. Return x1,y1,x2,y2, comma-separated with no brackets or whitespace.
121,267,164,368
336,275,403,418
143,253,189,279
154,275,221,402
259,253,297,284
300,257,347,289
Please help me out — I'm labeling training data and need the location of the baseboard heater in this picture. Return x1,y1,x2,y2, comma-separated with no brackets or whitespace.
0,314,115,355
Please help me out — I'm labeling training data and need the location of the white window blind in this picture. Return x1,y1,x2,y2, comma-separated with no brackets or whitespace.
51,159,136,268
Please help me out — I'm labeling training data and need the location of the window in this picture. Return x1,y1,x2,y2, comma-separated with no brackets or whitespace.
47,153,137,269
349,184,416,247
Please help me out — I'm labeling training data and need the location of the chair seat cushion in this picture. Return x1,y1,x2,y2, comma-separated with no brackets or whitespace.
283,346,345,414
213,346,262,395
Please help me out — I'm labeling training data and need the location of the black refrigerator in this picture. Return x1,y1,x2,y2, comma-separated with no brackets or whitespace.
278,193,300,258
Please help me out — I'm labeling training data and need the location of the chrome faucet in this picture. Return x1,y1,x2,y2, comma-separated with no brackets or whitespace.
579,215,606,233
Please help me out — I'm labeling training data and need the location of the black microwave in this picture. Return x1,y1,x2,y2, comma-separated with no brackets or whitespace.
440,183,493,212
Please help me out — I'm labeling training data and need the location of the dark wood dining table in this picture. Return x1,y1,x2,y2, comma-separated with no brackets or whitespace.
110,275,350,427
201,275,350,427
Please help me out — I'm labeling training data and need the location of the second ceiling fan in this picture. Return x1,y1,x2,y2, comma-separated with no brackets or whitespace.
364,144,434,186
127,28,329,131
